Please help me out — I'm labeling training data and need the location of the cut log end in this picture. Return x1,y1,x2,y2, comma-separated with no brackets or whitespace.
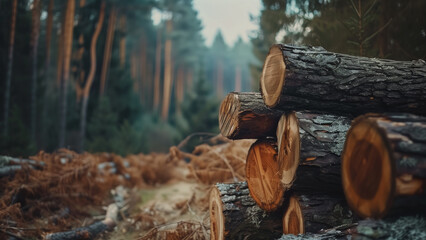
209,187,225,240
246,139,284,211
282,196,304,235
261,45,286,108
219,93,241,138
342,117,394,219
277,113,300,188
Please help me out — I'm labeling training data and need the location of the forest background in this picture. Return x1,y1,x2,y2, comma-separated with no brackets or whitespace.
0,0,425,157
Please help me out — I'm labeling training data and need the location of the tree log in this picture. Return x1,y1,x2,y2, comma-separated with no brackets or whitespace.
342,113,426,218
45,203,118,240
219,92,284,139
209,182,284,240
277,112,351,191
260,44,426,115
246,139,284,211
282,194,356,235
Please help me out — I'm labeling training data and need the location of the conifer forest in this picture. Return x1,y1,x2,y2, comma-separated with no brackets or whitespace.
0,0,425,239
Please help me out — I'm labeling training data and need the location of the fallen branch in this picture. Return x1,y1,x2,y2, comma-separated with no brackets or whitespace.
44,203,118,240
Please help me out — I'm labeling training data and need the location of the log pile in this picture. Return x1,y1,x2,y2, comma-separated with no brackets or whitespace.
211,43,426,239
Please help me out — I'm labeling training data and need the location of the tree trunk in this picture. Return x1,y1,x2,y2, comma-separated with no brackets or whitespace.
209,182,285,240
277,112,351,190
45,203,118,240
153,27,162,111
246,139,285,211
79,1,105,152
282,194,356,235
30,0,41,143
3,0,17,137
175,66,184,115
119,15,126,68
161,19,173,121
58,0,76,148
260,44,426,115
40,0,54,149
218,92,284,139
56,19,65,87
139,37,147,105
342,113,426,219
99,6,116,97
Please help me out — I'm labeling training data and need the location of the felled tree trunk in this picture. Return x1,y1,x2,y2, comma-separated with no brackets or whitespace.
342,113,426,219
246,139,284,211
282,195,356,235
260,44,426,115
219,92,284,139
209,182,284,240
45,203,118,240
277,112,351,191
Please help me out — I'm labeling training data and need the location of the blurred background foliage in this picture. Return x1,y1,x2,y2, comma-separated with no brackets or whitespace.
0,0,425,156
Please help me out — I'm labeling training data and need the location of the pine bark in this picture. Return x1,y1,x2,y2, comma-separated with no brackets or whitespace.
100,6,117,97
277,111,351,191
79,1,105,152
261,44,426,116
218,92,285,139
161,19,173,120
153,28,162,111
210,182,285,240
3,0,17,137
58,0,76,148
342,113,426,218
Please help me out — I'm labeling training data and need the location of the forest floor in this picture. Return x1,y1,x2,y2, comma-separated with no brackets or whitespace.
0,136,254,239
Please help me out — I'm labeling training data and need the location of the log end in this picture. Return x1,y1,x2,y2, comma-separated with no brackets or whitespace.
219,92,241,139
246,139,285,211
282,196,304,235
342,116,395,219
260,45,286,108
210,186,225,240
277,113,300,188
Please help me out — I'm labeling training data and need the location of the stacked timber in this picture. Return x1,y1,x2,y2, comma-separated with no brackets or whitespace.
211,43,426,239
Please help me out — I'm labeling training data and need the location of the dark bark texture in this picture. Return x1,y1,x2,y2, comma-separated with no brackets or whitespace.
286,193,357,233
44,221,110,240
213,182,284,240
269,44,426,116
288,112,351,196
219,92,285,139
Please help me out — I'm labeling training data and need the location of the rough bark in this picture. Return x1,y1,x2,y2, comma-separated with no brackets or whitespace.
209,182,284,240
58,0,76,148
342,113,426,218
161,19,173,120
79,1,105,152
153,27,162,111
277,112,351,191
219,92,284,139
282,194,357,235
260,44,426,116
3,0,17,137
99,6,116,97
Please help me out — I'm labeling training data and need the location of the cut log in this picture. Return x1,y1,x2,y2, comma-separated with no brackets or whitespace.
219,92,284,139
342,113,426,219
246,139,284,211
260,44,426,115
277,112,351,191
209,182,284,240
45,203,118,240
282,194,356,235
